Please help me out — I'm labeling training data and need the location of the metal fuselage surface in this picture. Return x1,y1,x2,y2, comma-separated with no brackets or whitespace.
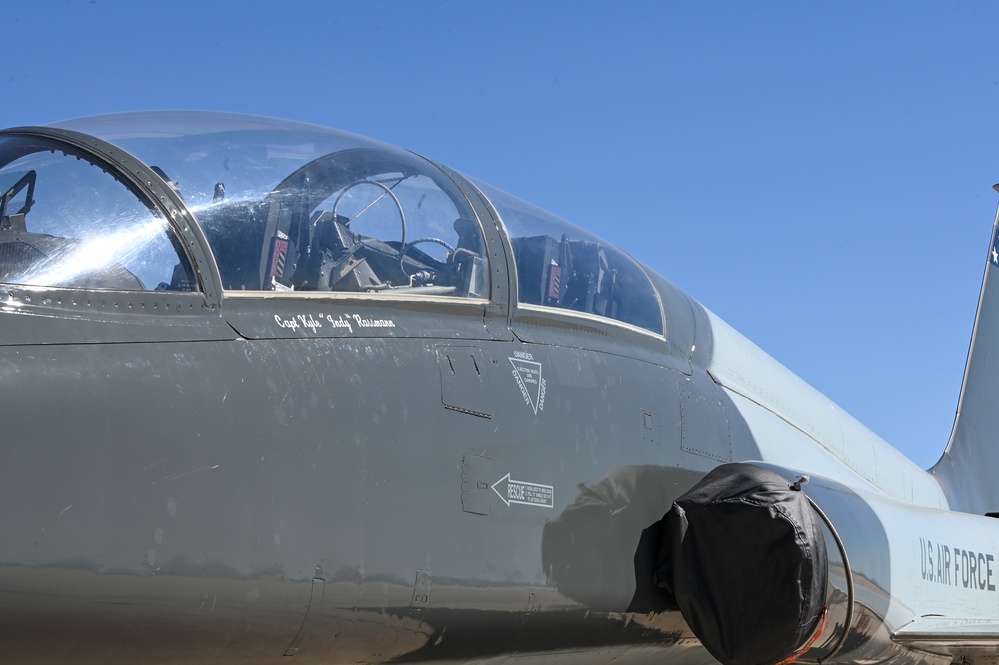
0,114,996,665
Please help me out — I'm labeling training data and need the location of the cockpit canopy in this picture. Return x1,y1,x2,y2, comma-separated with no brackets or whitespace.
47,112,488,298
0,134,195,292
0,112,663,335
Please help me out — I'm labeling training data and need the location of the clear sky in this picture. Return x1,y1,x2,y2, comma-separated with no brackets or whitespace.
4,1,997,468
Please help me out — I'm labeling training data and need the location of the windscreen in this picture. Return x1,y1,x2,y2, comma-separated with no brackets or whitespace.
0,135,195,291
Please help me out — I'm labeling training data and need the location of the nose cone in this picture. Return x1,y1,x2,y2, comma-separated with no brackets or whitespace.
654,463,828,665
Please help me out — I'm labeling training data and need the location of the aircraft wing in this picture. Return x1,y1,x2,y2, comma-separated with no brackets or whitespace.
893,617,999,652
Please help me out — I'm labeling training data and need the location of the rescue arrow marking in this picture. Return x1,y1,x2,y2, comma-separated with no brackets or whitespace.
491,473,554,508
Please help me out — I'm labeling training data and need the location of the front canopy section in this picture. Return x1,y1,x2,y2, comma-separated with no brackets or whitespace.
0,133,197,292
52,112,489,298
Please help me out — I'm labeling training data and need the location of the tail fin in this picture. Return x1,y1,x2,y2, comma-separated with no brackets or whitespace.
932,197,999,514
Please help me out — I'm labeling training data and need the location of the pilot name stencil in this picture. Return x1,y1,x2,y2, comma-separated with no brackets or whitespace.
509,356,546,414
491,473,554,508
919,537,997,591
273,313,396,335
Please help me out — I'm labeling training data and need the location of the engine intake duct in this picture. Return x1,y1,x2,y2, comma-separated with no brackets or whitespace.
653,463,829,665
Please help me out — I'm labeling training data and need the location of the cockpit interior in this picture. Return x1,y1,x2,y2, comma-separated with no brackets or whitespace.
0,112,663,336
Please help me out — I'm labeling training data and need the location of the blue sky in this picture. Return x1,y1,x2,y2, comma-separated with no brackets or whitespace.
4,1,998,468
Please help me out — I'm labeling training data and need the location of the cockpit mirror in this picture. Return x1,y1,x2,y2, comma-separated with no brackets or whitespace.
0,169,35,227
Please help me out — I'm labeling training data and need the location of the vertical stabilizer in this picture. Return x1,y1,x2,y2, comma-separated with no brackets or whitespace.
932,200,999,514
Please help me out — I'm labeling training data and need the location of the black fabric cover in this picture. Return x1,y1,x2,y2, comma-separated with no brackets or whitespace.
654,463,828,665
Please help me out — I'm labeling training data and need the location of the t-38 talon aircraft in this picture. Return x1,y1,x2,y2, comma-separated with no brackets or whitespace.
0,112,997,665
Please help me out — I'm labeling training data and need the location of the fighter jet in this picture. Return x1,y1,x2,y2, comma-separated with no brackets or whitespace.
0,111,995,665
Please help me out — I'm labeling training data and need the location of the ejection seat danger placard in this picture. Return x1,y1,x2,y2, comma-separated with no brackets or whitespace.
492,473,554,508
